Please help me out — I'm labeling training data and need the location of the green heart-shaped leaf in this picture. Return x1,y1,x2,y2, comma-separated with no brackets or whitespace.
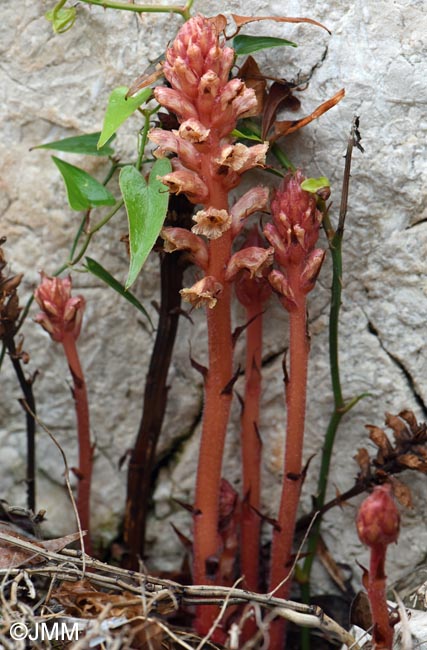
301,176,330,193
98,86,152,148
120,158,172,289
34,133,115,156
52,156,116,211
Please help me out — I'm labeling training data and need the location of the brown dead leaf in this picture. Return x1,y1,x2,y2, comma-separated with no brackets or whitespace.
238,56,266,116
388,476,414,508
272,88,345,141
0,524,83,569
350,590,372,631
262,82,299,140
208,14,227,34
126,66,164,99
230,14,331,35
399,409,419,431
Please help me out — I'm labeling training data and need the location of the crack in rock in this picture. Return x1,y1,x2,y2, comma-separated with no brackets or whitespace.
367,319,427,418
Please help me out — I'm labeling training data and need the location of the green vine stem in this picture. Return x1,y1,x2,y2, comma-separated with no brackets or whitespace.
300,118,363,649
51,0,194,21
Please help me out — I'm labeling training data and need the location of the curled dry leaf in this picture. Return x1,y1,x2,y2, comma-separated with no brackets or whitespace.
272,88,345,141
230,14,331,35
238,56,267,116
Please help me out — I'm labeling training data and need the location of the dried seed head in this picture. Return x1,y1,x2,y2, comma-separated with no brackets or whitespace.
34,273,85,343
356,485,400,548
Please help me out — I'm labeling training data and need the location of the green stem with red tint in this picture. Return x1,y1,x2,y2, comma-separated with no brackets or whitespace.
62,332,93,555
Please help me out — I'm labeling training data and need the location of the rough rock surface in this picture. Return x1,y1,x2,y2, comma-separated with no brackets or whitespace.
1,0,426,595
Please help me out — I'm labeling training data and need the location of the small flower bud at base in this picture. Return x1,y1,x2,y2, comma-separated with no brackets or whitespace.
357,485,400,548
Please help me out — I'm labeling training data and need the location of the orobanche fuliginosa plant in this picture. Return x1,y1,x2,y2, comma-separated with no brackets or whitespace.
3,5,424,650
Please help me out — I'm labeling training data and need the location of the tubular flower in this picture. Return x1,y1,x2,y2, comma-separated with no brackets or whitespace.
192,208,232,240
34,274,85,343
180,276,223,309
225,247,274,282
230,186,270,236
161,227,209,270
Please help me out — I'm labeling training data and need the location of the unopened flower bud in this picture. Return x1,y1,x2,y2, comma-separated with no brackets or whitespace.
357,485,400,548
180,276,223,309
34,273,85,343
300,249,326,293
268,270,297,311
192,208,232,240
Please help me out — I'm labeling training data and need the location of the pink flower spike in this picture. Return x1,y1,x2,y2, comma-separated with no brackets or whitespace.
159,170,209,204
161,227,209,270
34,273,85,342
231,186,269,236
192,208,232,240
225,247,274,282
180,276,223,309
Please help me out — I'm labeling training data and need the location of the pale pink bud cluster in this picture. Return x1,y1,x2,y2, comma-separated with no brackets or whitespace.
357,485,400,549
150,15,266,207
264,171,325,310
34,273,85,343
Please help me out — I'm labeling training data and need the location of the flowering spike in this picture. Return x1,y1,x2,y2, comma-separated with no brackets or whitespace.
34,273,85,342
161,227,209,270
192,208,232,240
180,276,223,309
270,170,323,266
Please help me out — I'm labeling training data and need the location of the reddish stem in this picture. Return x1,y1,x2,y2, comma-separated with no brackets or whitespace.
268,265,309,646
193,175,233,636
62,332,93,555
240,304,263,593
368,546,394,650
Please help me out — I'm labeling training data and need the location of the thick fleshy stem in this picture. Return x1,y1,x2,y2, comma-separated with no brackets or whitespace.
61,332,93,556
193,188,233,638
264,172,324,647
268,275,309,646
240,303,263,593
